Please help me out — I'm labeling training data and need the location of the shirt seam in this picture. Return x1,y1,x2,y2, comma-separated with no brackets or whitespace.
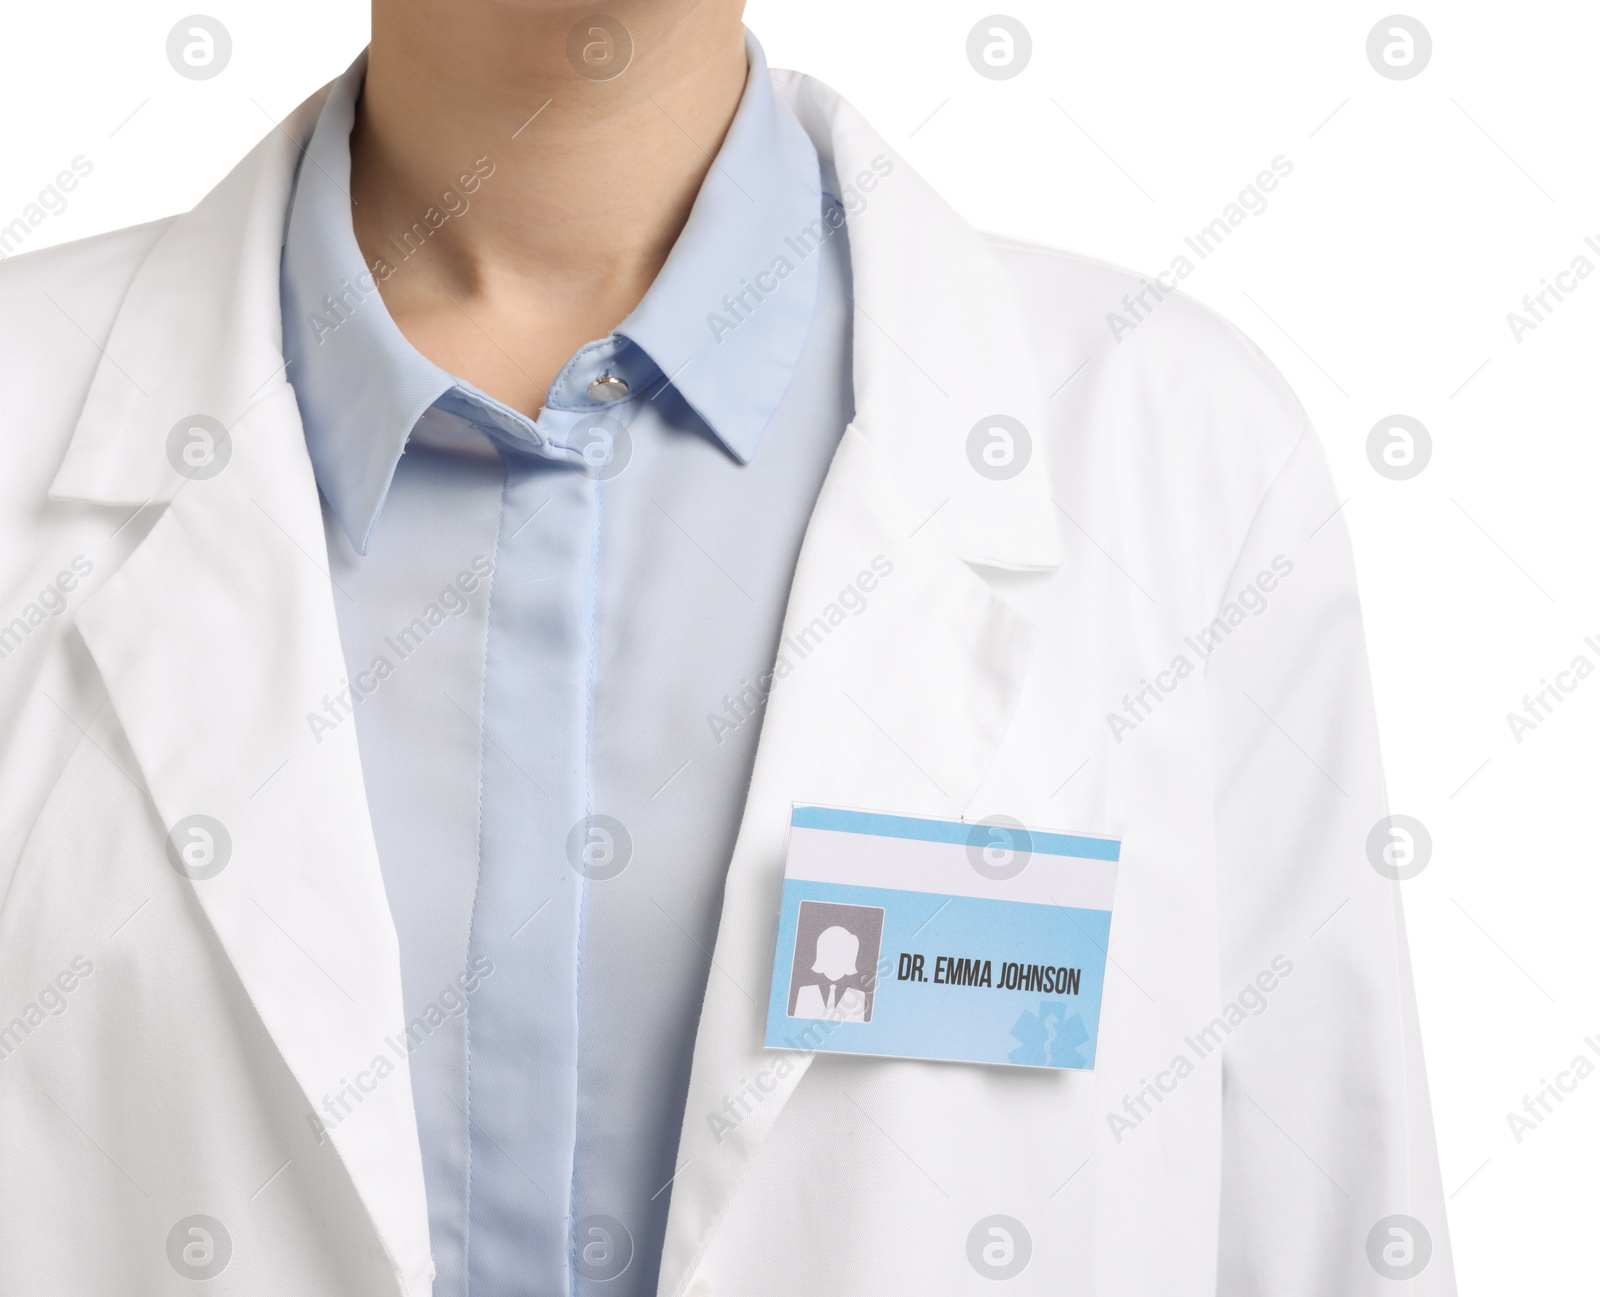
459,452,508,1297
569,470,605,1295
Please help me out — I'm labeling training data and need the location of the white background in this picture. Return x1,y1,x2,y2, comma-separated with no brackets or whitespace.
3,2,1595,1291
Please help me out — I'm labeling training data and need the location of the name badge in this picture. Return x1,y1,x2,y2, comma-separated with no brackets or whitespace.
764,806,1120,1070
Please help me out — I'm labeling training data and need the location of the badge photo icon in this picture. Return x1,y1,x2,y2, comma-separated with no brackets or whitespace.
786,900,884,1024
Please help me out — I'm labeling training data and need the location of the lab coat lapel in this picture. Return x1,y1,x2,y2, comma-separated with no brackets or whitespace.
39,58,1063,1295
47,90,434,1294
777,69,1062,574
657,431,1041,1296
659,74,1063,1295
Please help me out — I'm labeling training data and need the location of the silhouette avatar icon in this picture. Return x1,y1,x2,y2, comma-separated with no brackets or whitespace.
792,924,868,1022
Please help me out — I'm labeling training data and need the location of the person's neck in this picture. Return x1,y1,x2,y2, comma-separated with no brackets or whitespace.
350,0,749,414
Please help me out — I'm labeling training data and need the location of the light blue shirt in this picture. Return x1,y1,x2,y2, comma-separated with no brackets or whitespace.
280,37,852,1297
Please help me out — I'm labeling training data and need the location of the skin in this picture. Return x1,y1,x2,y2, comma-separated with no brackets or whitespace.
351,0,748,416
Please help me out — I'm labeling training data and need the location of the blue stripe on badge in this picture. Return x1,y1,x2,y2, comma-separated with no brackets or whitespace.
790,806,1121,861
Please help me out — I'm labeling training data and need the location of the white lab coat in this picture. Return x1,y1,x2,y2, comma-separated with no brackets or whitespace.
0,68,1452,1296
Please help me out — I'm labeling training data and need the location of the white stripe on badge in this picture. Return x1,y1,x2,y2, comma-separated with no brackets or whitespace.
784,825,1117,911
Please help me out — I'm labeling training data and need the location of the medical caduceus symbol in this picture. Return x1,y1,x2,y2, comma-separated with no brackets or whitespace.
1008,1002,1089,1067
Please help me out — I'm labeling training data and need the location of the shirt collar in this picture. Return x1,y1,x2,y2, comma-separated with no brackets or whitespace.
613,33,824,464
281,32,823,554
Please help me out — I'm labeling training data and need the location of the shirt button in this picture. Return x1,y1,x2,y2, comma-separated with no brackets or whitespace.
586,373,630,403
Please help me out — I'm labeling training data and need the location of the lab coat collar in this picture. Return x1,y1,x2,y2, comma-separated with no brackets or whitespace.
48,92,321,508
46,85,436,1296
775,70,1062,573
41,57,1061,1297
